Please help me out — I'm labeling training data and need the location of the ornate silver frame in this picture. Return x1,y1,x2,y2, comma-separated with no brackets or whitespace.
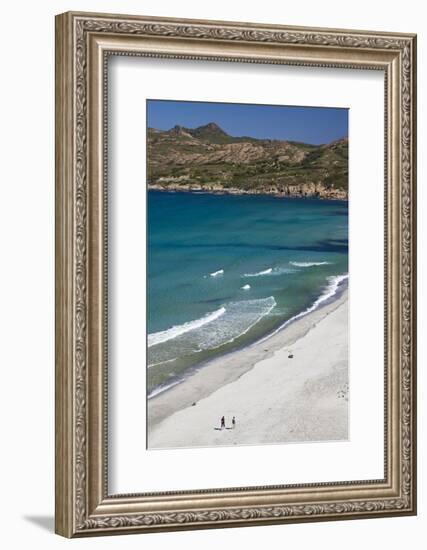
55,11,417,537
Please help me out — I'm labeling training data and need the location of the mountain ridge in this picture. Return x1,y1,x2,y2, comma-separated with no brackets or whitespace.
147,122,348,199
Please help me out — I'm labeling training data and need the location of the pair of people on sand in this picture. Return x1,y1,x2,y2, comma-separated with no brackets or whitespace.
220,416,236,429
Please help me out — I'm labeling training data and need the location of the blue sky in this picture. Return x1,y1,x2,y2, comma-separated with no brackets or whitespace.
147,100,348,145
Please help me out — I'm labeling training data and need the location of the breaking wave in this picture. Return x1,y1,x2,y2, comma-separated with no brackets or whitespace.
259,274,348,343
289,261,331,267
243,267,295,277
148,307,226,347
148,296,276,366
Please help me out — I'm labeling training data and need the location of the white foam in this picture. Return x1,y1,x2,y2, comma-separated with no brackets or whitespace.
148,307,226,347
147,357,177,369
208,297,276,349
241,284,251,290
311,274,348,309
210,269,224,277
148,297,276,366
243,267,295,277
290,261,331,267
243,268,272,277
258,274,348,343
147,378,182,399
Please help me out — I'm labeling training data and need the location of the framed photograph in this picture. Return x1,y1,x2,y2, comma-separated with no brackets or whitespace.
55,11,417,537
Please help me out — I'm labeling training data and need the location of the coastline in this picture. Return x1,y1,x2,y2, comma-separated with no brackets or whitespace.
147,286,348,448
148,184,348,201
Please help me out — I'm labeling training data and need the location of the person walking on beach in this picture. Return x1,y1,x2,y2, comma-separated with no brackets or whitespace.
232,416,236,429
221,416,225,430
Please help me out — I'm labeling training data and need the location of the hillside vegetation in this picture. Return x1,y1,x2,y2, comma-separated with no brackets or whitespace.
147,122,348,199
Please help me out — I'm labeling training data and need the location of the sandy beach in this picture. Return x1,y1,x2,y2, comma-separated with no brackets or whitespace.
148,289,348,449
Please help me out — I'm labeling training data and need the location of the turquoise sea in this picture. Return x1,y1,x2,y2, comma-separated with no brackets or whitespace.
147,191,348,396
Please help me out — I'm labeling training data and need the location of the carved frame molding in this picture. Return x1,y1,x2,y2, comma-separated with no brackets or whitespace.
55,11,416,537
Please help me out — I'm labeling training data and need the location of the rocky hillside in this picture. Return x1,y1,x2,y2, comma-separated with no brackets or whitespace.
147,122,348,199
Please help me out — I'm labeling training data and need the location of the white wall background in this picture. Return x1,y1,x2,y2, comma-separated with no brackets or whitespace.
0,0,423,548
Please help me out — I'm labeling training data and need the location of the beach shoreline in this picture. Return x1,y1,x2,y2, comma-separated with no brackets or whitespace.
147,286,348,448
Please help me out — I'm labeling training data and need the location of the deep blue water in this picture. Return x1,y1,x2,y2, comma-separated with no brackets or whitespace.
147,191,348,395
